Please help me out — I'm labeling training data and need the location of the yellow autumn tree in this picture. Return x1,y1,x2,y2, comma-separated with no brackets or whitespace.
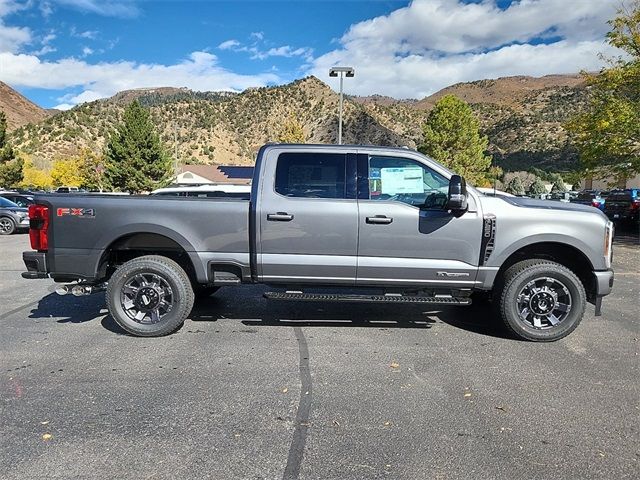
50,158,82,187
20,158,52,190
277,114,306,143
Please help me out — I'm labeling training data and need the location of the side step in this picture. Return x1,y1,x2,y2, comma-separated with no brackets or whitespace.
263,292,472,305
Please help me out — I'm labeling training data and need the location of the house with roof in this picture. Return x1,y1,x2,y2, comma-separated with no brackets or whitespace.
173,165,253,185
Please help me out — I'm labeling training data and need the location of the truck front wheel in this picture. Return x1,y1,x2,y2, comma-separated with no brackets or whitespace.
106,255,195,337
497,259,586,342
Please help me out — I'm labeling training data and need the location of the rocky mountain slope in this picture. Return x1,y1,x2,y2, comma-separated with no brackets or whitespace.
5,74,588,171
0,81,51,130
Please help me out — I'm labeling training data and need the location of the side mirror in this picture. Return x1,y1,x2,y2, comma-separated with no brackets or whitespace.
447,175,468,212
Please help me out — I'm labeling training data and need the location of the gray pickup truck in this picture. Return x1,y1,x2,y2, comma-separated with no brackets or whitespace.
22,144,614,341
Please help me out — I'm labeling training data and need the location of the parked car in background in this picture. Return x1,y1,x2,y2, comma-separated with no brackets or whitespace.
55,186,84,193
0,191,35,208
570,190,607,211
151,184,251,199
475,187,515,198
0,196,29,235
603,189,640,224
549,192,571,202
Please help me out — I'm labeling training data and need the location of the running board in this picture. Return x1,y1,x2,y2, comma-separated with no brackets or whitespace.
263,291,472,305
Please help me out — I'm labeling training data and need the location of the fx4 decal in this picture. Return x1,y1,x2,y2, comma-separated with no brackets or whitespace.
57,208,95,218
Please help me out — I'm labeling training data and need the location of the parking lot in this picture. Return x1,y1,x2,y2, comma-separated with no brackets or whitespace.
1,230,638,479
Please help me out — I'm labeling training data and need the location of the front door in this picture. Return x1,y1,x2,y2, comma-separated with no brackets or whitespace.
356,153,483,287
259,150,359,285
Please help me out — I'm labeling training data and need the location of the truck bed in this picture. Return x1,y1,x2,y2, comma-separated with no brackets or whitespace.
33,194,250,282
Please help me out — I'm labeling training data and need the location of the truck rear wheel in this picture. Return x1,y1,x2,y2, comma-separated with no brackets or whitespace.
106,255,195,337
497,259,586,342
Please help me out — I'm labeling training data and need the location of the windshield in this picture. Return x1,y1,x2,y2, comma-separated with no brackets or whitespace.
0,197,20,208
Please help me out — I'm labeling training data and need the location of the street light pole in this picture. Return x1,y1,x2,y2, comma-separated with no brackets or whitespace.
329,66,354,145
338,73,344,145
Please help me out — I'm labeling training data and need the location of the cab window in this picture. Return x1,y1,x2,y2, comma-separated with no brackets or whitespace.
368,156,449,208
275,153,346,199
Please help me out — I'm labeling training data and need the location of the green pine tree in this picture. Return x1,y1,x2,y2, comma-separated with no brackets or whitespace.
505,176,525,196
550,180,568,193
528,178,547,196
419,95,492,186
104,101,173,193
0,111,24,188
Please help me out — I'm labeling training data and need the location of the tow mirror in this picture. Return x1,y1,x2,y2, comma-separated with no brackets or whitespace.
447,175,468,212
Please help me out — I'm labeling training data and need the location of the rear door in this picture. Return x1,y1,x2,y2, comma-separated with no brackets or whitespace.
356,152,483,287
258,148,359,285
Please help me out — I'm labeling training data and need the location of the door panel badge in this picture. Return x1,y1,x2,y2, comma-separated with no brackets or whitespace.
437,271,470,278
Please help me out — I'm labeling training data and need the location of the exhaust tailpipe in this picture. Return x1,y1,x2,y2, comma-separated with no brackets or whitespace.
55,285,70,296
56,283,106,296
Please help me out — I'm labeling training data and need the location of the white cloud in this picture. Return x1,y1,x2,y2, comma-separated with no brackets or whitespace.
218,39,240,50
0,22,30,52
81,46,93,57
39,1,54,17
253,45,313,61
51,0,139,18
0,50,280,108
70,27,99,39
311,0,622,98
218,35,313,62
0,1,31,52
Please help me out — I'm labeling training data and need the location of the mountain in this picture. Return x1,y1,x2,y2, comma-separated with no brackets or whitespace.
7,74,588,172
0,81,51,130
416,74,589,171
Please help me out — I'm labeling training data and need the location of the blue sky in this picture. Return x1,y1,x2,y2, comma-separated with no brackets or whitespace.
0,0,620,109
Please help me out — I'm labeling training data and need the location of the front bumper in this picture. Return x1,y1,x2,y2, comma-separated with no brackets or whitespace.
22,251,49,279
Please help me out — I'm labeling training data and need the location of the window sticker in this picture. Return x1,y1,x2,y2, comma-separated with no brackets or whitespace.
380,167,424,194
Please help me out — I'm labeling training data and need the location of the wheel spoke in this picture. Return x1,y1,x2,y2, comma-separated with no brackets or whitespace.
123,299,135,310
548,313,560,326
134,310,146,322
555,303,570,313
150,309,160,324
533,316,543,328
123,285,138,296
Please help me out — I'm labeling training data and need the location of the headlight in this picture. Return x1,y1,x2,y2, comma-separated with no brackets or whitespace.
604,221,614,268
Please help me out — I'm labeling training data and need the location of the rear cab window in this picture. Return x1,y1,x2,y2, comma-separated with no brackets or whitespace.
275,152,346,199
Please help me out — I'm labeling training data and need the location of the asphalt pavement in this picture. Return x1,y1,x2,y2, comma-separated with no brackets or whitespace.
1,230,638,479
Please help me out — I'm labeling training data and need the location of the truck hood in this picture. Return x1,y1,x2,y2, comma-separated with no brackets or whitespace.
497,196,607,218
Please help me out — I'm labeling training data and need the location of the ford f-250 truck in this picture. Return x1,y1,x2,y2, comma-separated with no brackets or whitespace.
22,144,614,341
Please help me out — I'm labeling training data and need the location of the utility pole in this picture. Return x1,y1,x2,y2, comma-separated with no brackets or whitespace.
173,122,179,178
329,66,355,145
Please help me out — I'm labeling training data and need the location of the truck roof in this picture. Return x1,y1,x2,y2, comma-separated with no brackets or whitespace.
262,143,416,154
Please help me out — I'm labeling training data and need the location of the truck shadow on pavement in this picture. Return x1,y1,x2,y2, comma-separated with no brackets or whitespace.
188,295,510,339
28,292,106,324
27,289,510,340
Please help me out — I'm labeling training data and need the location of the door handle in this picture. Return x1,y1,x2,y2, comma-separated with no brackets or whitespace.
267,212,294,222
366,215,393,225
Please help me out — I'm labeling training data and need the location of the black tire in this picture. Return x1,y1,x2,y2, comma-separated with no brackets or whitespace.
106,255,194,337
496,259,586,342
194,285,221,298
0,216,16,235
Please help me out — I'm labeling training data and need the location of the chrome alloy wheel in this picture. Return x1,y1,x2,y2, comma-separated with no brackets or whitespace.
516,277,572,329
120,273,174,324
0,217,14,234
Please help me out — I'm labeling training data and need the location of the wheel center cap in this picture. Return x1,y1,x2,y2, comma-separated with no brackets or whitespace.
530,292,556,315
135,287,160,311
